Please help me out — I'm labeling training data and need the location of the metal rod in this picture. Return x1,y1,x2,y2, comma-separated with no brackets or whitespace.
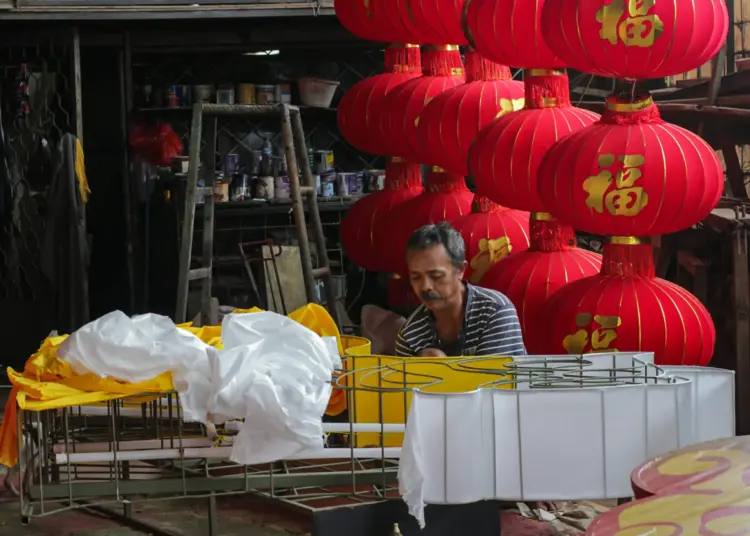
56,447,402,465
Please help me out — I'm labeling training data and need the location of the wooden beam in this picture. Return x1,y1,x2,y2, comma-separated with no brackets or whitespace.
733,224,750,435
718,133,748,199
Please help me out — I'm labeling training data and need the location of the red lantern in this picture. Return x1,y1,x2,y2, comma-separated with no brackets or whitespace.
450,195,530,284
338,45,422,155
540,0,728,79
417,50,524,174
537,95,724,237
470,70,599,213
334,0,418,43
480,217,602,353
341,159,423,271
464,0,565,69
536,240,715,366
381,168,474,276
404,0,468,45
379,46,465,161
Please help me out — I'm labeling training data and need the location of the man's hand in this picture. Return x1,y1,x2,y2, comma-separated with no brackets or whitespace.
419,348,447,357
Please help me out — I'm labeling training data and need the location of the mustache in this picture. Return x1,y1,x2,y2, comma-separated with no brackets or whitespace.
420,291,442,301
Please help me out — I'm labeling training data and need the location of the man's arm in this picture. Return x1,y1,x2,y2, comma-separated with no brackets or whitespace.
395,328,416,357
475,303,526,356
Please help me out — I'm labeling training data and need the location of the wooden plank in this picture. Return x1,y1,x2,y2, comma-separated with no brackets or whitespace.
262,245,306,315
733,225,750,435
718,134,749,198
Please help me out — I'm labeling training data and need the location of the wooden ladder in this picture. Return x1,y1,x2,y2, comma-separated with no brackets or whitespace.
175,103,340,327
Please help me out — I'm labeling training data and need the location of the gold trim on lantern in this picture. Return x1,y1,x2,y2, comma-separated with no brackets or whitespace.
392,274,402,280
606,97,654,112
389,43,420,48
530,212,556,221
451,67,465,76
424,44,460,52
526,69,565,77
430,166,445,173
610,236,643,245
390,156,404,164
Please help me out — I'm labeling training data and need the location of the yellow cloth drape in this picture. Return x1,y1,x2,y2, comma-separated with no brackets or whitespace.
0,304,343,467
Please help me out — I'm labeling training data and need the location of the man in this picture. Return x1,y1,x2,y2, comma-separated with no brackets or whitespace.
395,222,526,357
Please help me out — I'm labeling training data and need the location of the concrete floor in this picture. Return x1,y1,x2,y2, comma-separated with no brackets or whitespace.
0,490,309,536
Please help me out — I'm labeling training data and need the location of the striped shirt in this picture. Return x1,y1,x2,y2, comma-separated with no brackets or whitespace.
395,283,526,357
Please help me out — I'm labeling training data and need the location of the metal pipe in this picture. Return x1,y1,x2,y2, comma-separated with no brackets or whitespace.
56,447,402,465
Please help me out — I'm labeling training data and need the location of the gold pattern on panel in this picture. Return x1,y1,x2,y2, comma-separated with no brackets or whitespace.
563,313,622,354
596,0,665,48
583,153,649,217
469,237,513,284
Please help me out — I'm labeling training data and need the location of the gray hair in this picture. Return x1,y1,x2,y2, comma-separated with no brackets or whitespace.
406,222,466,269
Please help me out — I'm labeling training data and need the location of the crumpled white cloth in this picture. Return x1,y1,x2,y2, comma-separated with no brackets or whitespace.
57,309,342,464
212,312,340,464
58,310,213,423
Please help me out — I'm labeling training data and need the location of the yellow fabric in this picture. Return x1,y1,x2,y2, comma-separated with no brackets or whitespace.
75,138,91,204
0,303,346,468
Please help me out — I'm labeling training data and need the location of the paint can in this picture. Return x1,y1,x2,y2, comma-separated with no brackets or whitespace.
347,172,365,195
237,83,256,104
213,179,230,203
320,170,337,197
274,175,291,199
230,174,250,202
275,83,292,104
312,150,335,174
165,86,180,108
364,170,386,192
216,85,235,105
256,85,275,105
251,176,275,200
193,85,214,104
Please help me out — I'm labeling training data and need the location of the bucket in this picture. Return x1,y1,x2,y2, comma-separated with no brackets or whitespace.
251,176,274,200
256,85,275,105
274,175,291,199
237,83,256,104
298,78,339,108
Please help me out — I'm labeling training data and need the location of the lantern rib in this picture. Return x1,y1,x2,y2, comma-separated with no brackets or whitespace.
654,280,689,365
644,123,672,237
630,278,643,350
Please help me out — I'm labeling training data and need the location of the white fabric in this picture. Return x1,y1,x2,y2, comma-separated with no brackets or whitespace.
397,356,735,528
57,310,341,464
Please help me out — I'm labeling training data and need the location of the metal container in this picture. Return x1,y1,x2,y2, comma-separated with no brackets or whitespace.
312,150,335,174
274,175,291,199
320,170,337,197
251,176,275,200
216,86,235,105
193,85,214,104
347,172,365,196
275,83,292,104
213,179,230,203
165,86,180,108
237,83,256,104
364,170,386,192
230,174,250,202
175,85,192,107
256,85,275,105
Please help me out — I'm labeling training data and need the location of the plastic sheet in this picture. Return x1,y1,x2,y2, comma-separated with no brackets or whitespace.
212,312,341,464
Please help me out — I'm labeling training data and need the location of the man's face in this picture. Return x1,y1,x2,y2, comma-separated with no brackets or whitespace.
406,245,466,312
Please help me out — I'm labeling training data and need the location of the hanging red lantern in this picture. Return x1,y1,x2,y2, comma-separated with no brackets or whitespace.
470,70,599,213
464,0,565,69
379,45,465,161
338,45,422,155
450,195,530,285
417,50,524,174
334,0,419,43
404,0,469,45
537,95,724,237
540,0,728,79
341,159,423,272
480,216,602,353
536,239,715,366
380,168,474,276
